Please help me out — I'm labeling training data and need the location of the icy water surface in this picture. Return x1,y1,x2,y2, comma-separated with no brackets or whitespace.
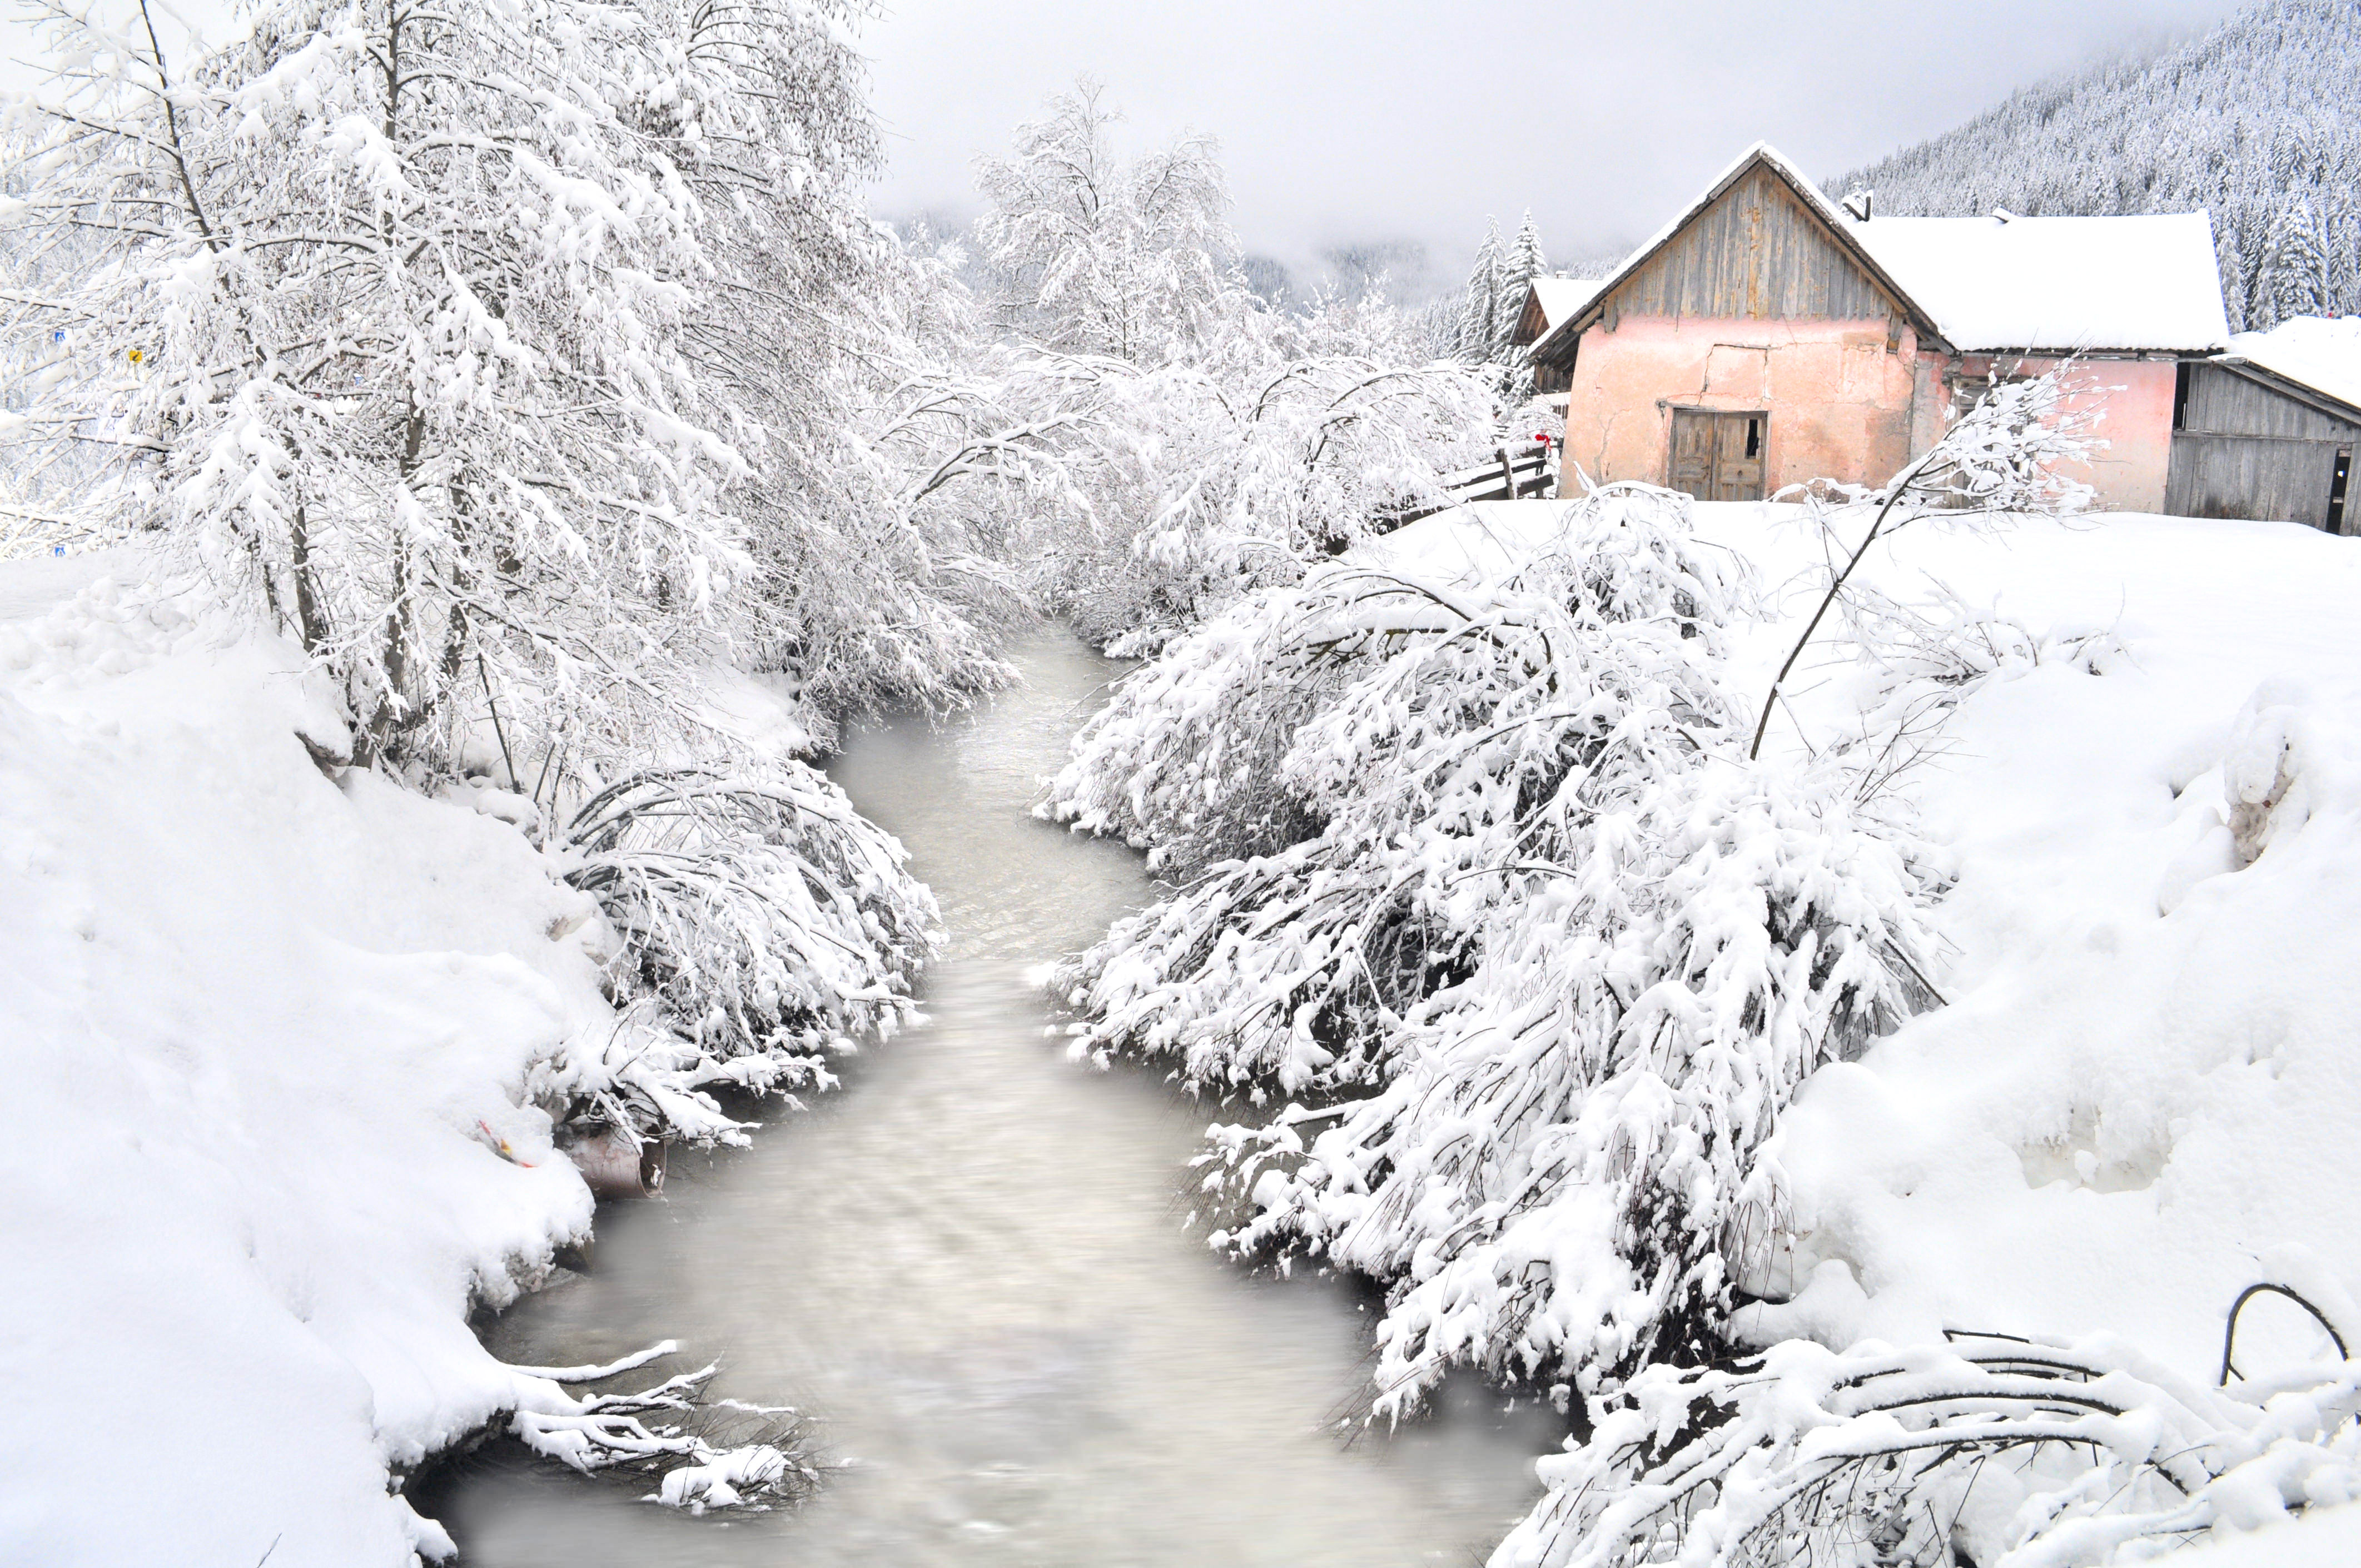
428,630,1559,1566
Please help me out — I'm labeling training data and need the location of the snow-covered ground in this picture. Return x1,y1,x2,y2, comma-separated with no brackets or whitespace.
0,550,624,1564
1373,497,2361,1556
9,492,2358,1564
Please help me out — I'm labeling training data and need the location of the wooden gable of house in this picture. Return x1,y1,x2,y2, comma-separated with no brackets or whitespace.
1537,155,1943,368
1601,163,1908,333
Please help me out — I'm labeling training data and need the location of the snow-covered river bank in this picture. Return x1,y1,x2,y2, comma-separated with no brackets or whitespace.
424,630,1560,1565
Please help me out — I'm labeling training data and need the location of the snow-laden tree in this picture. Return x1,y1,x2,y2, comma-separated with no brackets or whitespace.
1046,484,1945,1406
1498,211,1546,346
1031,290,1503,650
7,0,773,765
0,0,988,1147
1455,217,1507,364
2265,196,2332,323
941,85,1503,650
972,78,1241,365
1833,0,2361,330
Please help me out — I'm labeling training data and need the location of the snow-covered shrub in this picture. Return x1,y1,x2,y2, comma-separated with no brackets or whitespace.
1493,1328,2361,1568
1051,485,1944,1406
553,765,937,1142
1046,480,1729,869
1031,298,1502,650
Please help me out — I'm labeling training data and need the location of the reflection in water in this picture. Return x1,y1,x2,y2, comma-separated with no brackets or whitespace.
429,631,1560,1565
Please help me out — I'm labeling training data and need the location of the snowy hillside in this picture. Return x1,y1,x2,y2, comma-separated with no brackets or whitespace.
1409,499,2361,1562
1833,0,2361,332
1364,497,2361,1356
0,552,798,1564
1051,485,2361,1565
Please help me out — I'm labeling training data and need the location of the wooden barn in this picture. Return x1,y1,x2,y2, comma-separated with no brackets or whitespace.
2168,322,2360,534
1527,143,2231,513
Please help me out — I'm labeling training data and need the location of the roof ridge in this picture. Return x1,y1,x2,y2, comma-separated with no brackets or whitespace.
1528,142,1944,366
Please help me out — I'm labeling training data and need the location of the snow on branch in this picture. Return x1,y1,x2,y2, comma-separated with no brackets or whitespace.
553,761,938,1142
1752,366,2106,761
1493,1329,2361,1568
506,1352,814,1514
1047,485,1944,1407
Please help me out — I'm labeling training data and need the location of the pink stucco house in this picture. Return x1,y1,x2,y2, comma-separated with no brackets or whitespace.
1525,145,2231,512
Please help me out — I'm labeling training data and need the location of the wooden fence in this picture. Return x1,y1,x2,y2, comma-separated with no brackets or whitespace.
1375,441,1554,535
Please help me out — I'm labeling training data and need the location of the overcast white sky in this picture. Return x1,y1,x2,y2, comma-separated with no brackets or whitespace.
4,0,2245,292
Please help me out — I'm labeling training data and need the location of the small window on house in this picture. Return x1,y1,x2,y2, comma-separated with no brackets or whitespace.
2173,362,2193,432
1744,417,1761,459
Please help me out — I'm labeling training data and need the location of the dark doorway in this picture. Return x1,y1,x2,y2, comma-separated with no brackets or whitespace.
1668,409,1767,502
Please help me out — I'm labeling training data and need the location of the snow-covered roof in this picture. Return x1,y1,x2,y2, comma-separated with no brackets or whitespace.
2221,315,2361,414
1528,276,1601,330
1528,140,2233,362
1850,212,2230,355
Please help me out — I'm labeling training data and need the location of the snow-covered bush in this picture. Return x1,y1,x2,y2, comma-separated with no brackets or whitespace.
1493,1327,2361,1568
1050,485,1945,1406
1000,285,1500,651
553,765,937,1142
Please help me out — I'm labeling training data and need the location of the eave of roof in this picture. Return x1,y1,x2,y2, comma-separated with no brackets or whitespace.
2221,319,2361,416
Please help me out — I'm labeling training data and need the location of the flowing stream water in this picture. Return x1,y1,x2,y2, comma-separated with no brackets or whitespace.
428,630,1560,1566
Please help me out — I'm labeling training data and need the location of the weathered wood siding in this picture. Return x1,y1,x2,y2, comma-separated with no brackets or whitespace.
2166,363,2360,531
2180,362,2359,442
1600,167,1899,330
2167,437,2344,529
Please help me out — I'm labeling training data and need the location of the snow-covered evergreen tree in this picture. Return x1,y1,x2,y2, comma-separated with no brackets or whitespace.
1497,210,1547,349
2267,197,2333,323
1456,218,1507,363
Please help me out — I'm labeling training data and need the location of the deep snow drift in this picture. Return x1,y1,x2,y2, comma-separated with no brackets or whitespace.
1368,498,2361,1377
1362,497,2361,1560
0,550,711,1564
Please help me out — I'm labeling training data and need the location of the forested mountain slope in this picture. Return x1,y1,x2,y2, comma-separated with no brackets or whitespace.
1835,0,2361,332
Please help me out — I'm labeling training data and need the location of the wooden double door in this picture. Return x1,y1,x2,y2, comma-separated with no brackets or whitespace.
1669,409,1766,502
